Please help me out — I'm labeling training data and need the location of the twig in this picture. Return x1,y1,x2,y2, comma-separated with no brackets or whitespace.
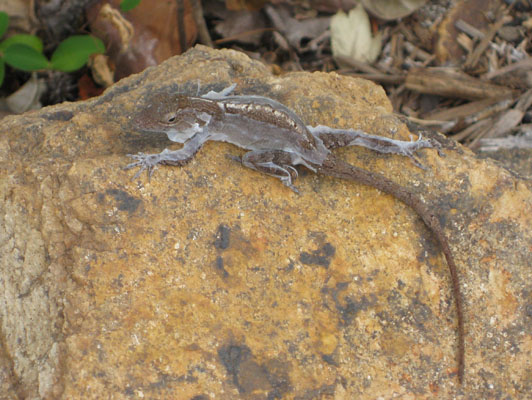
463,7,510,69
189,0,213,47
405,67,515,100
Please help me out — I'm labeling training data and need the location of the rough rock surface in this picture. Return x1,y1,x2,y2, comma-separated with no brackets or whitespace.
1,45,531,399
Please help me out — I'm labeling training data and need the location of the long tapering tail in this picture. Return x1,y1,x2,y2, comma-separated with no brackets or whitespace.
318,155,464,384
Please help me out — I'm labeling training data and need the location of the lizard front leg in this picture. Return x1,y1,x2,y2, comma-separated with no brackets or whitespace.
309,126,439,168
238,150,301,193
125,132,209,179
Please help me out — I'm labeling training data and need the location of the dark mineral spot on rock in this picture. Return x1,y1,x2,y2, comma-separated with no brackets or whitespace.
299,242,336,268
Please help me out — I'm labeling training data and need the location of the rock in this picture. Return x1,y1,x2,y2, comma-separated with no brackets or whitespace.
1,45,531,399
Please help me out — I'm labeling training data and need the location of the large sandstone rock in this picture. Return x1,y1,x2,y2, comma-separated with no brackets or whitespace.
1,45,531,399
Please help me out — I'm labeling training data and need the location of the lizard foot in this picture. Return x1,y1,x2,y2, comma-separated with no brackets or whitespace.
124,153,162,179
400,134,442,170
228,154,300,193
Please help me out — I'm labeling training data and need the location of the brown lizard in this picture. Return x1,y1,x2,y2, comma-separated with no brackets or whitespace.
125,83,465,383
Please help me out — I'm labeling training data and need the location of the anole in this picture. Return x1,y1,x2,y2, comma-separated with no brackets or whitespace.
125,83,465,383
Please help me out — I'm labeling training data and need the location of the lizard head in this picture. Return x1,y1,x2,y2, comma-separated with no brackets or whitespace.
131,93,218,143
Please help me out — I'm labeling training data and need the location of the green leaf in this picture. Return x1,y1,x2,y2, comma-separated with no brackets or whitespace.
0,58,5,86
0,34,43,53
0,12,8,38
3,44,50,71
50,35,105,72
120,0,142,12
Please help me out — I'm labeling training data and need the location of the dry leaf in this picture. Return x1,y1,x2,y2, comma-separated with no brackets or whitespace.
88,54,114,88
214,10,266,45
331,4,382,67
434,0,499,64
2,74,46,114
87,0,197,81
265,5,330,51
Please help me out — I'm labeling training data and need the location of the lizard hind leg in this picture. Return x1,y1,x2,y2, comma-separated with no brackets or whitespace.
240,150,301,193
311,126,438,169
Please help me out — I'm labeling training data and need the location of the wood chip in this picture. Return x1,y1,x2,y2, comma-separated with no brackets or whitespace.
405,67,516,100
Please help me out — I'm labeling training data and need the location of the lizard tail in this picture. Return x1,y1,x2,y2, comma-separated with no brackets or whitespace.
318,155,464,384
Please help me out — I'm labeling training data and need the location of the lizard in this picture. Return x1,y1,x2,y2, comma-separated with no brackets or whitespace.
124,83,465,383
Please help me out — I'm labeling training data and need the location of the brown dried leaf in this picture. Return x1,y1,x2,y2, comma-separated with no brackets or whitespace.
264,5,330,51
87,0,197,81
214,11,266,46
434,0,500,64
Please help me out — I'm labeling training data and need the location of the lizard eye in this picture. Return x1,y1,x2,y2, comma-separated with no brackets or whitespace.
165,113,177,124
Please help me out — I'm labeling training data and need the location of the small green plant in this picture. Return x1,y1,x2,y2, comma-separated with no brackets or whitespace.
120,0,142,12
0,11,105,87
